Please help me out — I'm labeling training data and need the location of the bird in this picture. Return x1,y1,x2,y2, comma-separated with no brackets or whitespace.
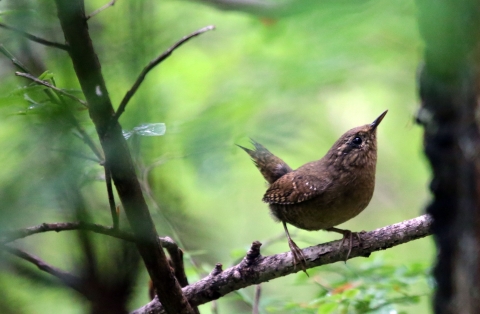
238,110,387,272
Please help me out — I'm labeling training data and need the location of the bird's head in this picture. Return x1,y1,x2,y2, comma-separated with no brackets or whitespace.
327,110,387,169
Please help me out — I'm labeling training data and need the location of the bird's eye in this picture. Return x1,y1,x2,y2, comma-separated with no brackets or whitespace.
352,137,362,146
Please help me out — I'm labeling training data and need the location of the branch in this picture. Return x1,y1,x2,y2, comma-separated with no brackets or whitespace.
0,221,135,244
0,22,69,51
15,71,88,108
132,215,433,314
0,221,192,252
1,220,196,312
112,25,215,122
53,1,193,312
162,238,201,314
0,220,193,292
0,216,432,312
87,0,117,20
2,246,84,293
104,164,119,229
0,45,30,73
253,284,261,314
1,221,192,280
70,121,104,162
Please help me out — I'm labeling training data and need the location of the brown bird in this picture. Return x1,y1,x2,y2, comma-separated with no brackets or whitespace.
238,110,387,272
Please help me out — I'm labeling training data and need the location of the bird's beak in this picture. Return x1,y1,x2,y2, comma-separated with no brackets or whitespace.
370,110,388,131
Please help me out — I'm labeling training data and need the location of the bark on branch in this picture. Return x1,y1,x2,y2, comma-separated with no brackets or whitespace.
132,215,432,314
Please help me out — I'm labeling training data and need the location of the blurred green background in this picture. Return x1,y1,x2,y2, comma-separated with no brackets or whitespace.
0,0,432,313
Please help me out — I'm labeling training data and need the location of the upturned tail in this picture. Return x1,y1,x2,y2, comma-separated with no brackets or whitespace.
237,139,292,184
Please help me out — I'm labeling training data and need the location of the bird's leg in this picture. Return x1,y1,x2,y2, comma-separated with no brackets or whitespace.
326,227,362,261
282,221,308,274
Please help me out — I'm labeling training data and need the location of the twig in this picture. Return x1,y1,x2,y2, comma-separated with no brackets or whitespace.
70,123,104,162
0,44,30,72
112,25,215,122
0,23,69,51
162,237,201,314
211,301,219,314
132,215,433,314
0,221,133,244
15,71,88,108
2,245,84,293
104,163,119,229
162,237,189,287
0,221,189,254
253,284,261,314
87,0,117,20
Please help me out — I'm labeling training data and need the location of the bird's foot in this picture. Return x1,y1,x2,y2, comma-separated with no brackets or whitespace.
287,237,308,276
326,227,362,261
282,221,308,275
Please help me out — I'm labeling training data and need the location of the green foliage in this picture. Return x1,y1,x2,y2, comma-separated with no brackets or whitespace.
266,259,432,314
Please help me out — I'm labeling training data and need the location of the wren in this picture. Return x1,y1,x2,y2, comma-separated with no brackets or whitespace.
238,110,387,272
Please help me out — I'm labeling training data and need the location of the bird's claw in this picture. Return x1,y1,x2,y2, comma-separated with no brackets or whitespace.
327,227,362,261
287,238,308,276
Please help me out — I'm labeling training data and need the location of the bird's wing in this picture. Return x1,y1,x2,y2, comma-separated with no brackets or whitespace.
262,172,332,204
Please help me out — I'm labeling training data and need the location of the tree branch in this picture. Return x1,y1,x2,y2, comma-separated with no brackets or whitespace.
104,164,119,229
0,22,69,51
132,215,433,314
0,216,432,312
253,284,261,314
0,221,133,244
86,0,117,20
0,44,30,73
2,245,84,294
1,221,195,311
0,221,191,251
1,220,193,287
53,1,193,313
112,25,215,122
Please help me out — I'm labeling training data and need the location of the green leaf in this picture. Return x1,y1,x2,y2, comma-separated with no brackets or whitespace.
38,70,54,81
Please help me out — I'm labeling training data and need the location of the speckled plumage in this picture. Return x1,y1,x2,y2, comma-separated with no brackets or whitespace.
239,110,387,272
263,123,379,231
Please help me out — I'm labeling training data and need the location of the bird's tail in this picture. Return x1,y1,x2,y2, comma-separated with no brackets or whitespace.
237,139,292,184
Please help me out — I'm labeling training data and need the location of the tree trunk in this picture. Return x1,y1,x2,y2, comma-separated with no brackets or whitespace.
416,0,480,312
